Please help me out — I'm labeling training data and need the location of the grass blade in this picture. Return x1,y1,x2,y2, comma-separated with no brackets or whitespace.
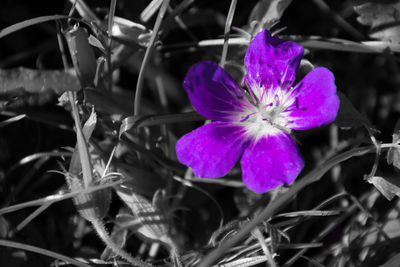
220,0,237,68
0,239,92,267
0,15,72,39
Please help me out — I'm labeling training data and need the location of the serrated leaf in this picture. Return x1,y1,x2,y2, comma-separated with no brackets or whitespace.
355,1,400,43
67,111,111,221
334,91,371,129
367,176,400,201
101,209,129,260
387,118,400,170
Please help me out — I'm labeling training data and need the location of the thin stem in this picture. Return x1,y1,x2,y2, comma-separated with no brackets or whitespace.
56,21,93,187
68,91,93,187
91,219,153,267
220,0,237,68
134,0,170,115
198,143,399,267
16,203,52,231
0,239,92,267
0,180,122,215
107,0,117,92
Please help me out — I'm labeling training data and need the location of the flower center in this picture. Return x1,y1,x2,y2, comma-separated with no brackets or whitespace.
240,85,296,139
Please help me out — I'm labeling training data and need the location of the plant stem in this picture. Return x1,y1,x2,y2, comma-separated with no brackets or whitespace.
56,21,93,187
134,0,170,115
220,0,237,68
91,219,153,267
0,239,92,267
107,0,117,92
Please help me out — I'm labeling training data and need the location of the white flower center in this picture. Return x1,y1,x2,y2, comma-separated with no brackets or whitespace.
239,85,296,140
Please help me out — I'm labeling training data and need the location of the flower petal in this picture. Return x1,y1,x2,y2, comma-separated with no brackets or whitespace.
286,67,339,130
183,61,249,121
176,122,250,177
241,132,304,193
245,30,304,99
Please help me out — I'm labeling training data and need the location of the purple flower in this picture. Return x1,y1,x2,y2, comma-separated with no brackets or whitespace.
176,30,339,193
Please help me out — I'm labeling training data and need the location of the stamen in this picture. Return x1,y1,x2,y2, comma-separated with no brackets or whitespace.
282,105,296,112
274,94,280,107
259,84,267,103
240,115,250,122
271,26,287,36
263,102,273,108
245,79,258,105
239,111,258,122
220,83,254,109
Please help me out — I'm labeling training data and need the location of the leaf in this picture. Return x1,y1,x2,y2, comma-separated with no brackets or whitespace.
218,256,268,267
111,17,152,47
296,36,385,53
355,1,400,43
274,210,341,217
0,68,80,109
116,162,167,197
65,26,97,87
334,91,371,129
88,34,105,52
362,40,400,52
0,114,26,128
101,208,129,260
387,118,400,170
68,110,97,175
0,68,80,95
0,15,70,39
380,252,400,267
115,186,171,245
66,110,111,221
367,176,400,201
67,0,100,24
140,0,163,22
120,112,205,133
0,216,10,238
267,223,280,253
248,0,293,32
